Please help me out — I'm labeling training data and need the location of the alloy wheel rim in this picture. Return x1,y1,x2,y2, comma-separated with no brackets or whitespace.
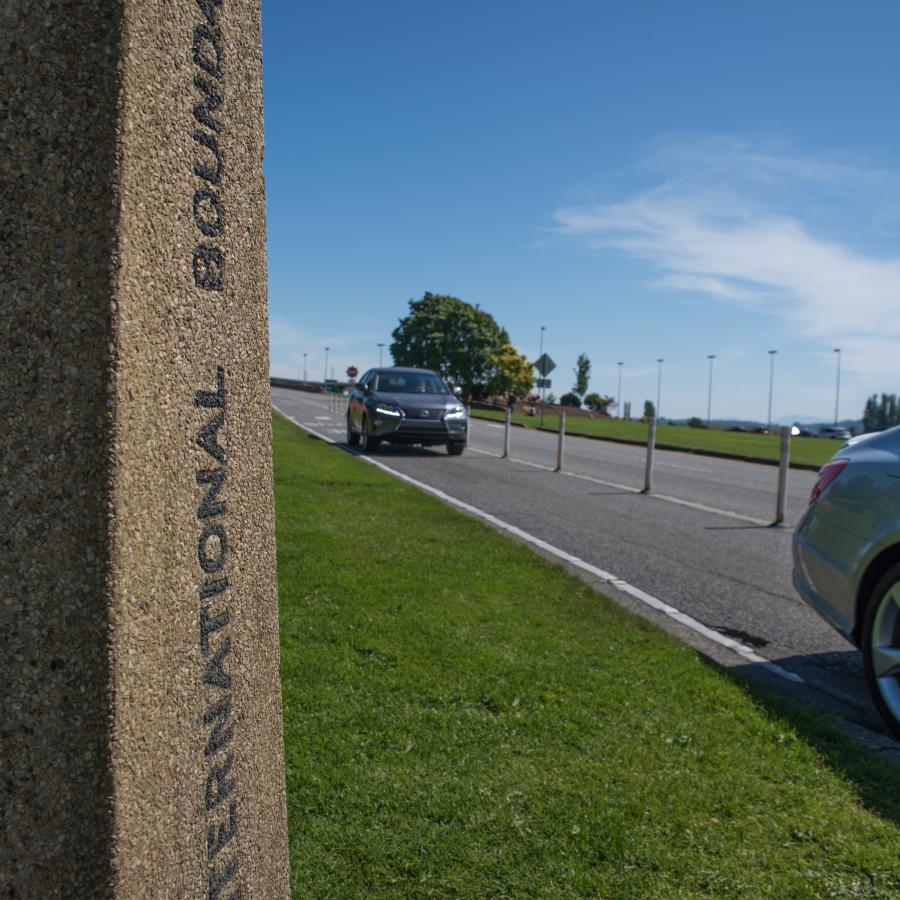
871,583,900,724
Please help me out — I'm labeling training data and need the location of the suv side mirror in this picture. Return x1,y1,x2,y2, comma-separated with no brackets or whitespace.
452,386,463,397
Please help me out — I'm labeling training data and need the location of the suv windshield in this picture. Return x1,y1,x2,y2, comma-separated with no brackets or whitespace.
374,372,449,394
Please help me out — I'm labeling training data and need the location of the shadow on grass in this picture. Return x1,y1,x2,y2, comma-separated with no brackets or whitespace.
703,654,900,828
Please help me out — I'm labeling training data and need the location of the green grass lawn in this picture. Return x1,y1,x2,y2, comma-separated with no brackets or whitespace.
472,408,838,469
273,413,900,897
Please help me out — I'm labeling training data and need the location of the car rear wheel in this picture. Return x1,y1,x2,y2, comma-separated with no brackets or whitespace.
347,414,360,446
447,441,465,456
862,562,900,738
359,416,380,453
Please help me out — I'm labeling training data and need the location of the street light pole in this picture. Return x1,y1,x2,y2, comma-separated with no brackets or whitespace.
767,350,778,429
707,355,716,427
539,325,546,427
617,362,624,418
834,348,841,425
324,346,330,385
656,358,664,420
302,352,307,381
377,342,385,367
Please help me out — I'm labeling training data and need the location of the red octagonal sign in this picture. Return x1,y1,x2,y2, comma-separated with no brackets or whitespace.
346,366,359,378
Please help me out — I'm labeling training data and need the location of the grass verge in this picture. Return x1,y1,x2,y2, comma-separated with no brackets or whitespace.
471,408,837,469
274,413,900,897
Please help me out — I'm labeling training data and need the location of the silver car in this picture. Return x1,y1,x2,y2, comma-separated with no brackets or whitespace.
817,425,853,440
793,426,900,736
346,366,468,455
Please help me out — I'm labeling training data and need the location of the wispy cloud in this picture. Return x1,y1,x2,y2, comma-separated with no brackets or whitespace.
554,139,900,385
641,135,889,190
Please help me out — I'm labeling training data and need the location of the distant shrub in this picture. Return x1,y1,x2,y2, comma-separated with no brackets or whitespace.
584,392,615,413
560,392,582,408
686,417,707,429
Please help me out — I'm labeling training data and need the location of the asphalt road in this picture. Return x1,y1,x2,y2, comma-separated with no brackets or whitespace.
468,413,813,525
272,387,900,753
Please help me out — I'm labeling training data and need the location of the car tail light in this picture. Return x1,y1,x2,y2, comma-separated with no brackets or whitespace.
809,459,849,505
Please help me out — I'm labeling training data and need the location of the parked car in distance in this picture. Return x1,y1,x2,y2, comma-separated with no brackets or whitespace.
793,426,900,737
346,366,468,455
817,425,853,440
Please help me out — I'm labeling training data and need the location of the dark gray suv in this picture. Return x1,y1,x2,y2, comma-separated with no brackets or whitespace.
346,367,468,455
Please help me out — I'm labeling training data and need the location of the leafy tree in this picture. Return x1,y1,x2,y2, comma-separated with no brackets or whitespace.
862,393,900,432
572,352,591,398
643,400,656,419
560,392,582,408
487,333,534,399
686,416,707,429
390,293,529,400
584,392,615,414
545,392,557,405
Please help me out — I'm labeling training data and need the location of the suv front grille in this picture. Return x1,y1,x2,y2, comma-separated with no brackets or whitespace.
400,407,445,419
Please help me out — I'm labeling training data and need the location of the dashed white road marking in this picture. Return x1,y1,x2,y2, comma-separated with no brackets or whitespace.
466,446,772,527
273,404,803,685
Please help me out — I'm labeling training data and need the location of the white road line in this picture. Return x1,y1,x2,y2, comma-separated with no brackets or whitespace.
663,462,714,473
467,446,772,527
273,404,803,685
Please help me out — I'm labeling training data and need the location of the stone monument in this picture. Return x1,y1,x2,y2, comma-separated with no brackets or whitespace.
1,1,290,896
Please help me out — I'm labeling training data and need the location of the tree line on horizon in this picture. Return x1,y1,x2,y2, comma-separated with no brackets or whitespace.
862,394,900,432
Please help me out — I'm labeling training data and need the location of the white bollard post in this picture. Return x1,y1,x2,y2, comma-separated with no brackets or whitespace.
643,416,657,493
555,411,566,471
502,406,512,458
774,426,791,525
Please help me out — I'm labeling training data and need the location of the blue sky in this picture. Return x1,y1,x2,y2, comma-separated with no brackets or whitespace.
263,1,900,422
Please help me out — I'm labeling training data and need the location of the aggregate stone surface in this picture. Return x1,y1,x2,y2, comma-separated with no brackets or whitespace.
2,3,288,896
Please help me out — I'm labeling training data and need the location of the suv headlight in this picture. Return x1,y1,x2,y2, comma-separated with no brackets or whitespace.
374,405,402,418
444,405,467,420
